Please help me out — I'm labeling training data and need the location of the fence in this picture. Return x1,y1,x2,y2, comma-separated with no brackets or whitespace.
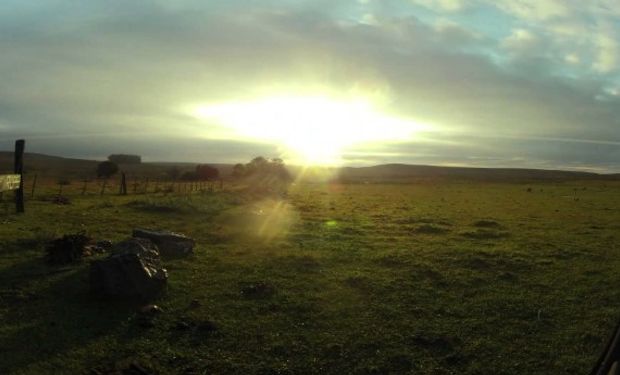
0,139,227,207
23,174,225,199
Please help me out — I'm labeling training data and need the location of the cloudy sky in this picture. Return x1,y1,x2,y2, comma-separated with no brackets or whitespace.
1,1,619,171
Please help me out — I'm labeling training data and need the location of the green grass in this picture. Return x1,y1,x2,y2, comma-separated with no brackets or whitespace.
1,181,620,374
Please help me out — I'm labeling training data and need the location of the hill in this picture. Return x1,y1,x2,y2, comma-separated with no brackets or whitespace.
335,163,620,182
0,152,617,182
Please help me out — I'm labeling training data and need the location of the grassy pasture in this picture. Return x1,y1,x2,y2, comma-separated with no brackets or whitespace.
1,179,620,374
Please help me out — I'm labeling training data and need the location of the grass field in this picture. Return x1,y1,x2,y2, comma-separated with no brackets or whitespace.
1,179,620,374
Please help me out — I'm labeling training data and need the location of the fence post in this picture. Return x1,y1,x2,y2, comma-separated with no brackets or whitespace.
14,139,25,213
82,179,88,195
119,172,127,195
31,174,37,198
144,178,149,194
100,179,107,196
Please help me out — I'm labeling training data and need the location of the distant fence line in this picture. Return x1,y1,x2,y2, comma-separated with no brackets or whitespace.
0,139,227,211
15,173,225,200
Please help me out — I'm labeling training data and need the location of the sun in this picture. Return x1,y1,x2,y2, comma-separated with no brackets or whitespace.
193,94,428,165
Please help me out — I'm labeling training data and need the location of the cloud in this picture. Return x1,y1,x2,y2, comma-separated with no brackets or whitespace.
502,28,541,56
413,0,620,75
593,24,619,73
0,1,618,171
411,0,466,12
564,53,580,65
493,0,570,22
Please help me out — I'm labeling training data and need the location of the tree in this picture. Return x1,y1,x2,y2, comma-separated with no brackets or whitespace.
232,163,246,178
233,156,292,194
97,161,119,179
195,164,220,181
180,171,198,181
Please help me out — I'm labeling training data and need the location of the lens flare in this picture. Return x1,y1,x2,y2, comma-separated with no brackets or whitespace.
193,95,430,164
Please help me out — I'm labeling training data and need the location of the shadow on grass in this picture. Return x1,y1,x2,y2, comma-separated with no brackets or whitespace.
413,223,451,235
0,257,142,373
460,228,510,240
0,234,56,257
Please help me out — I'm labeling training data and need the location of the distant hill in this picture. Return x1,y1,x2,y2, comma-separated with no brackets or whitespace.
335,163,620,182
0,152,617,182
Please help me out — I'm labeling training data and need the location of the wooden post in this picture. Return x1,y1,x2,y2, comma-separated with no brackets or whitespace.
144,178,149,194
100,179,107,195
14,139,25,213
119,172,127,195
82,179,88,195
31,174,37,198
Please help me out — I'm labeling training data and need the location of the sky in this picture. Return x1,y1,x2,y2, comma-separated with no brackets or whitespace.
0,0,619,171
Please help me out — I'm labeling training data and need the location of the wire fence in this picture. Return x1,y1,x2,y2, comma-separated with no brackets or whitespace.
3,173,226,201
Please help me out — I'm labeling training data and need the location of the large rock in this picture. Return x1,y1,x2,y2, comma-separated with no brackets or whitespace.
132,228,195,257
90,238,168,299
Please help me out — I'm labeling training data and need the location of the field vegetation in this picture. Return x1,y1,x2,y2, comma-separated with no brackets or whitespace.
1,168,620,374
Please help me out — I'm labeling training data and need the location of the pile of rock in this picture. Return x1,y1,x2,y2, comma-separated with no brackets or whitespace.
45,229,195,300
90,238,169,300
89,229,195,300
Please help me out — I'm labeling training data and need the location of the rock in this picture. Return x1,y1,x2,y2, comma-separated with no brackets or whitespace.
89,238,168,299
46,233,94,265
132,228,195,257
136,305,161,329
174,320,192,331
140,304,163,315
83,245,106,256
96,240,114,251
171,318,217,334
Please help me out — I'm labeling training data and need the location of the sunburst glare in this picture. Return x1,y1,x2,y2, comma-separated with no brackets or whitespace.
193,95,430,164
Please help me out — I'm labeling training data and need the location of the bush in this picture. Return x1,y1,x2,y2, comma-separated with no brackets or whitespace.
195,164,220,181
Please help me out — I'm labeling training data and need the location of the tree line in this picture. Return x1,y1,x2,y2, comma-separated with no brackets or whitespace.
96,156,291,183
